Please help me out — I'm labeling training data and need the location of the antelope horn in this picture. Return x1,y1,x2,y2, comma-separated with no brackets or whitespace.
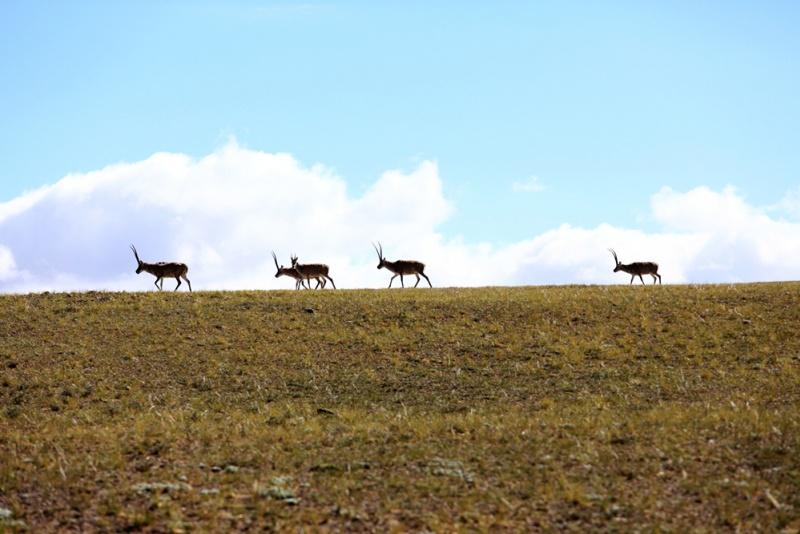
271,251,280,269
607,248,619,264
130,245,140,263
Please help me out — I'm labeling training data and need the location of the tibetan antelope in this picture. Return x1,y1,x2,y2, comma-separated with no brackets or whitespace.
373,242,432,288
608,248,661,285
292,255,336,290
130,245,192,291
271,251,310,290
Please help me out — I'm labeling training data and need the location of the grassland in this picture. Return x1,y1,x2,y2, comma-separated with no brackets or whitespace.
1,283,799,532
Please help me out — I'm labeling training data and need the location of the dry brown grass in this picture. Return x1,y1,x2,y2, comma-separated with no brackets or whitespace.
1,284,799,531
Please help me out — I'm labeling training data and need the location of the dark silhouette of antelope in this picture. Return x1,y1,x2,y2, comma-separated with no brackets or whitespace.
271,251,310,290
608,248,661,285
373,242,432,288
292,255,336,289
130,245,192,291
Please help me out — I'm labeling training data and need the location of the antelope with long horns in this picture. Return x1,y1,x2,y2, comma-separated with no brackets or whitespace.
608,248,661,285
373,242,432,288
130,245,192,291
292,255,336,289
271,251,311,290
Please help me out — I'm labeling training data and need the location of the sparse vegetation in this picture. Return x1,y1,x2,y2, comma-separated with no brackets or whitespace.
1,284,799,531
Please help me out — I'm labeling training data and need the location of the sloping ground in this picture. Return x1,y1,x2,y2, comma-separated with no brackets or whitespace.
1,284,799,532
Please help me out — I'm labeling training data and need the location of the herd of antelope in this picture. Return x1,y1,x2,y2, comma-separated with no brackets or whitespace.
130,244,660,292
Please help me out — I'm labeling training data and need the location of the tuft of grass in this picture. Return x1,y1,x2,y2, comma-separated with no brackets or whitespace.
1,284,799,531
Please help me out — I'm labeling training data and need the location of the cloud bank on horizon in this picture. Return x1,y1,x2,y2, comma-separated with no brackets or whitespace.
1,141,798,293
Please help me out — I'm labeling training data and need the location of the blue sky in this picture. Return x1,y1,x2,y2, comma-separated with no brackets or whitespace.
1,2,800,291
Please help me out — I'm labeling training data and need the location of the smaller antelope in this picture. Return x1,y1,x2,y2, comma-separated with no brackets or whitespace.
373,242,432,288
271,251,310,290
130,245,192,291
608,248,661,285
292,255,336,290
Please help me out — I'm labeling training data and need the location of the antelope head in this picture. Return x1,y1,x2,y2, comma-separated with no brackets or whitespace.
131,245,144,274
372,242,386,270
608,248,622,272
271,251,285,278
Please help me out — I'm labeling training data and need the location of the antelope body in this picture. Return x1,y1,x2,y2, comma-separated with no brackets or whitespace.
272,251,310,290
608,249,661,285
373,242,432,288
130,245,192,291
292,255,336,289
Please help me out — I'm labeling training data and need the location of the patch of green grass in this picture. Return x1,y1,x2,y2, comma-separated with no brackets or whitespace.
1,284,800,531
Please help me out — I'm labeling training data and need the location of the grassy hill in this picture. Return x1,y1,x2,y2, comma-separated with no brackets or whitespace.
1,284,799,532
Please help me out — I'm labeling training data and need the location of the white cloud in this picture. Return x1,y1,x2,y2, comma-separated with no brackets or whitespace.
1,141,799,293
0,245,26,283
768,186,800,219
0,141,455,292
511,175,546,193
649,186,800,283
